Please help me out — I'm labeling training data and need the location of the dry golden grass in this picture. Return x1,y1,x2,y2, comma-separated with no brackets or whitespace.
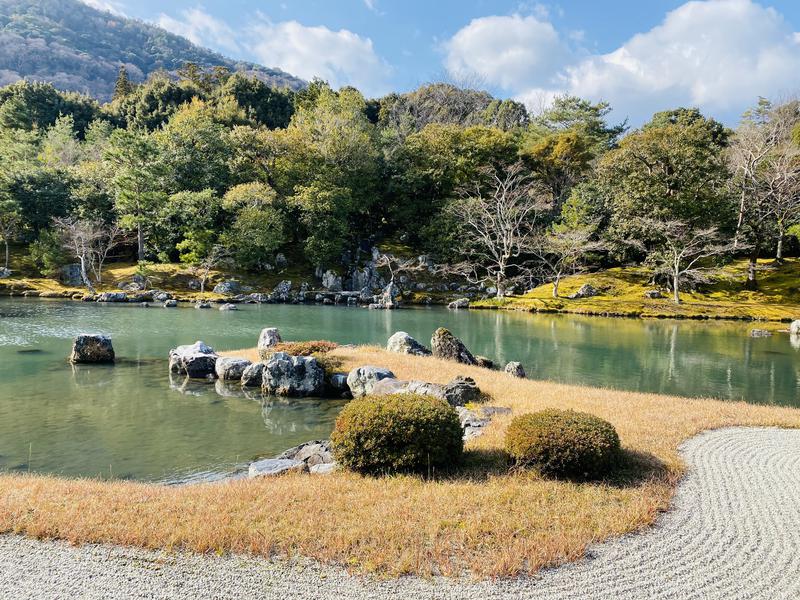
2,345,799,578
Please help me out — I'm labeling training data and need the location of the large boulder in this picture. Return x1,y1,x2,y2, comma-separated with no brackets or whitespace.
790,320,800,336
262,352,325,397
276,440,334,467
322,270,343,292
346,365,396,397
448,298,470,309
212,280,240,295
69,334,114,364
248,458,307,478
475,355,495,369
327,372,351,397
370,378,446,400
504,361,526,378
257,327,282,360
96,292,127,303
431,328,477,365
168,341,218,378
443,376,482,406
59,264,83,286
569,284,600,299
273,280,292,295
386,331,431,356
240,362,266,387
219,303,238,311
0,267,11,279
215,357,251,381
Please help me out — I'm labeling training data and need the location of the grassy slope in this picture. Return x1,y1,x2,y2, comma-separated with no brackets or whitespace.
475,258,800,322
1,346,799,578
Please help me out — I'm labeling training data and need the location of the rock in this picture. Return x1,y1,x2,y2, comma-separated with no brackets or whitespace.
370,378,446,400
153,291,172,302
195,301,211,309
381,282,401,307
240,362,266,387
248,458,307,478
59,264,83,286
480,406,512,418
0,267,10,278
163,299,178,308
569,283,600,299
96,292,127,303
485,286,497,296
257,327,282,359
475,355,495,369
120,281,144,291
168,341,218,378
359,287,372,302
327,372,351,397
187,278,201,290
443,376,482,406
790,320,800,336
276,440,334,467
212,280,241,295
215,357,251,381
448,298,470,309
504,361,526,378
69,334,114,364
273,280,292,295
386,331,431,356
750,329,772,338
644,289,664,299
346,365,396,397
275,253,288,268
310,462,338,475
262,352,325,397
431,328,476,365
322,270,343,292
219,303,238,311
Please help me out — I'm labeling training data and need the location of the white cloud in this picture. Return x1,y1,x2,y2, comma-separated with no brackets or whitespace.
446,0,800,124
364,0,378,13
248,20,392,96
80,0,127,17
444,14,572,91
157,8,240,54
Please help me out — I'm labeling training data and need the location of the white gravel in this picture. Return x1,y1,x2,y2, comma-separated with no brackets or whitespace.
1,427,798,599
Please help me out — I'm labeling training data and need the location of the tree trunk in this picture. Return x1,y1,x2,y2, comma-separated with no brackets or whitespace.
552,274,560,298
745,250,758,290
3,239,8,269
78,255,96,294
137,224,145,261
776,222,785,262
672,271,681,304
495,270,503,298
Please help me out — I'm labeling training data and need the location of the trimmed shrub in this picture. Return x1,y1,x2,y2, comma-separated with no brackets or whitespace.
331,394,464,475
505,409,621,479
270,340,339,356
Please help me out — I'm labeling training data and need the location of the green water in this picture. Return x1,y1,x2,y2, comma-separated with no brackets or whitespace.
1,298,798,481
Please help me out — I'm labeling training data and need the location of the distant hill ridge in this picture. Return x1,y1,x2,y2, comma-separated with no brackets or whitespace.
0,0,305,101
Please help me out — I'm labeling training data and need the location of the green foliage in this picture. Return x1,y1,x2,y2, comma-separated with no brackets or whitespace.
0,80,99,136
505,409,621,479
28,228,67,276
331,394,464,475
223,205,286,270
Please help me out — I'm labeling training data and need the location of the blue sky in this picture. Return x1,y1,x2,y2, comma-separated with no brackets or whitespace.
84,0,800,125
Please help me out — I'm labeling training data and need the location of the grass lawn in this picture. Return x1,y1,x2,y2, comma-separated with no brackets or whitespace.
1,346,799,577
474,258,800,322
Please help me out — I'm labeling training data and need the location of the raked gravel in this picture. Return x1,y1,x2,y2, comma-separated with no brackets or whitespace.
1,427,799,599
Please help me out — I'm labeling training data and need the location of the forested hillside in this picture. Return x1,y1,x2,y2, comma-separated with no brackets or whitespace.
0,0,304,100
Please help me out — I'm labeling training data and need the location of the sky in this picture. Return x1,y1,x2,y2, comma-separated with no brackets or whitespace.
82,0,800,126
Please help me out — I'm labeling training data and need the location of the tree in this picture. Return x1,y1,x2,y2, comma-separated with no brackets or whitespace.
104,129,166,260
530,95,627,155
113,66,134,101
0,200,21,269
53,217,126,290
530,226,604,298
631,219,736,304
444,163,550,297
192,244,231,295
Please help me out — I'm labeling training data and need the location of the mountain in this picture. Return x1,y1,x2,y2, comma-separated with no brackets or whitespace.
0,0,305,101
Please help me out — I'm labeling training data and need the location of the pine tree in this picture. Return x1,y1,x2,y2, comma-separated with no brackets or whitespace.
113,66,133,101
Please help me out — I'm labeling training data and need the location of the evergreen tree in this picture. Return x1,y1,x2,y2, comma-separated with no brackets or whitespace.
113,66,133,101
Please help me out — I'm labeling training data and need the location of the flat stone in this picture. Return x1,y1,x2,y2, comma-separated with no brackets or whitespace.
247,458,307,478
448,297,470,309
309,462,338,475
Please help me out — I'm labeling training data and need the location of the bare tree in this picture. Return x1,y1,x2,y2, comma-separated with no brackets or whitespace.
89,222,127,284
529,226,605,298
632,220,737,304
53,217,102,293
192,244,231,295
761,141,800,261
374,253,425,286
443,163,550,297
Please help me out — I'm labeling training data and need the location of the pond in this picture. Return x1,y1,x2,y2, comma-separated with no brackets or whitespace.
1,298,798,482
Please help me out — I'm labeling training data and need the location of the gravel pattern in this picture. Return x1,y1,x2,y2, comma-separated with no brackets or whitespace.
1,427,798,599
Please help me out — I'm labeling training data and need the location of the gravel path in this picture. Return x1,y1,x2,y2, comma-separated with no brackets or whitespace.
1,427,798,599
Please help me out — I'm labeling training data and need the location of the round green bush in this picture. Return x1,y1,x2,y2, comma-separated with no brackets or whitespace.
505,409,621,479
331,394,464,475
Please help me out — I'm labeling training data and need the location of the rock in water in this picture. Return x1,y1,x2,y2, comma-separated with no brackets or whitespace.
750,329,772,338
219,303,238,311
386,331,431,356
69,334,114,364
257,327,283,360
790,320,800,336
346,365,396,397
168,341,218,378
215,357,251,381
163,299,177,308
240,362,266,387
431,328,477,365
262,352,325,397
504,361,526,378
